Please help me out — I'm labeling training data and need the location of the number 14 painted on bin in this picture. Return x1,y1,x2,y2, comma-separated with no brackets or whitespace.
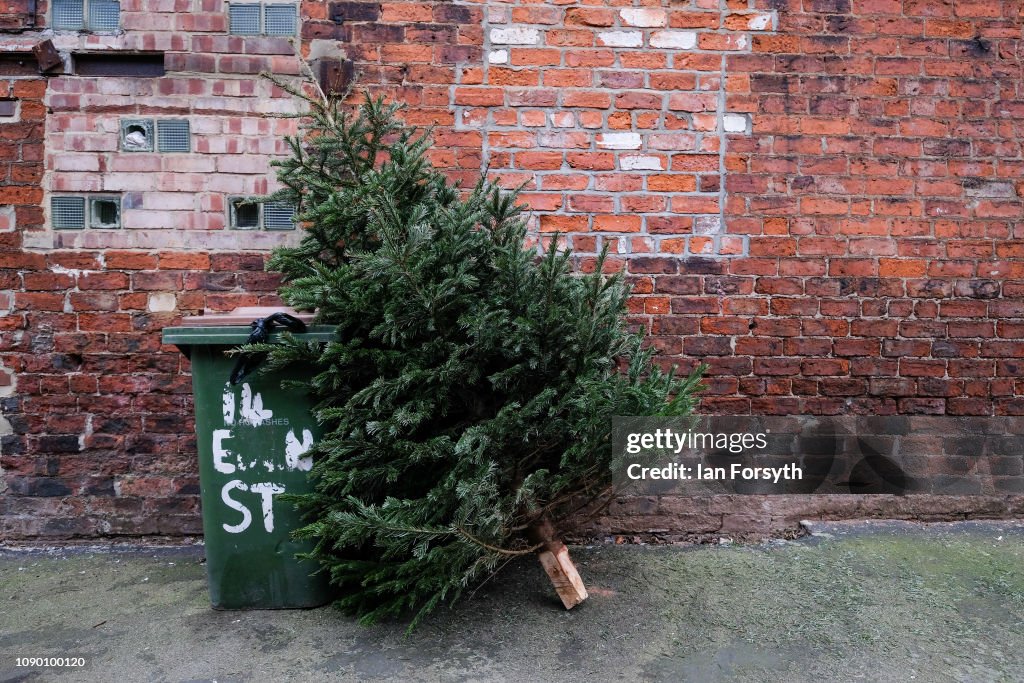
211,383,314,534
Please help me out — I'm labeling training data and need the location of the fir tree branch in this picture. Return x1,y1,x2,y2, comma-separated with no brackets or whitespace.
454,525,543,557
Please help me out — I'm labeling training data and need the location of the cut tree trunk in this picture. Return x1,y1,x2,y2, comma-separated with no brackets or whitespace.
528,518,588,609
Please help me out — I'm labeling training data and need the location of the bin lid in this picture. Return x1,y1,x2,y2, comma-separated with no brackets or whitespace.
162,307,336,346
176,306,315,327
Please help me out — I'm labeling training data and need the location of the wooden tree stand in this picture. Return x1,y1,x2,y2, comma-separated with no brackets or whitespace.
529,519,588,609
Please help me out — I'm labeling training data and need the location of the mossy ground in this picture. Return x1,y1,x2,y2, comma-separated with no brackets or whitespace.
1,521,1021,682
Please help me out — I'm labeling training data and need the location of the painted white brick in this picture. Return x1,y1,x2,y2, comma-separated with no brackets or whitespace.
694,216,722,235
121,209,185,229
49,175,103,192
551,112,576,128
748,13,773,30
619,8,667,27
538,131,587,148
22,231,56,249
217,156,270,174
461,110,486,128
723,113,750,133
597,132,642,150
47,229,300,251
188,117,221,134
597,31,643,48
102,172,155,192
148,292,177,313
254,99,303,115
620,155,663,171
648,133,697,151
51,154,100,172
490,27,540,45
0,205,14,232
488,6,510,23
650,31,697,49
165,156,217,173
964,180,1016,198
488,49,509,64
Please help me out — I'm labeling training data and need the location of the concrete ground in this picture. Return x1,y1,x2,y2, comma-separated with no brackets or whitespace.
1,521,1022,683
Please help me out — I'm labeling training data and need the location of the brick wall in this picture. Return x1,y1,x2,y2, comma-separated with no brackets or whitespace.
1,0,317,537
2,0,1023,540
702,0,1024,419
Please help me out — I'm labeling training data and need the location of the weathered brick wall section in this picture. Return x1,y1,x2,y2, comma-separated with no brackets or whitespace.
683,0,1024,418
0,72,46,525
465,1,768,259
307,0,487,182
35,0,309,250
0,74,45,486
2,0,1023,540
585,0,1024,538
0,1,321,537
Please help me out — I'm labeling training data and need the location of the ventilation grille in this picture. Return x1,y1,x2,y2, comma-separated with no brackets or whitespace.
264,202,296,230
157,119,190,152
228,3,261,34
88,0,120,31
90,197,121,228
52,0,85,30
264,4,297,35
52,196,86,229
74,53,164,77
120,119,153,152
230,198,260,229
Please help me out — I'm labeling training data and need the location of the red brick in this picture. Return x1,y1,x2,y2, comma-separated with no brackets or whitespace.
594,215,641,232
158,253,210,270
566,153,615,171
647,175,697,192
78,314,133,333
4,0,1023,542
79,272,130,291
564,8,615,26
562,91,612,108
132,272,184,291
517,152,563,170
616,92,664,110
539,215,588,233
454,88,504,107
106,252,159,270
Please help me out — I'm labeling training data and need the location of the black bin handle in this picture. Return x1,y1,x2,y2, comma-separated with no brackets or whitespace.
229,312,307,385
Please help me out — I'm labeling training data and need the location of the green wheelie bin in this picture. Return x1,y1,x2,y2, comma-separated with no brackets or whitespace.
163,307,334,609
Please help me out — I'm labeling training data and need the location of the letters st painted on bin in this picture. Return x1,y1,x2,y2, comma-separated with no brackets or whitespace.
164,318,335,609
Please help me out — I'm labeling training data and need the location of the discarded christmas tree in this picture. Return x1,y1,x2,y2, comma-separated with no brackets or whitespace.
254,93,704,628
